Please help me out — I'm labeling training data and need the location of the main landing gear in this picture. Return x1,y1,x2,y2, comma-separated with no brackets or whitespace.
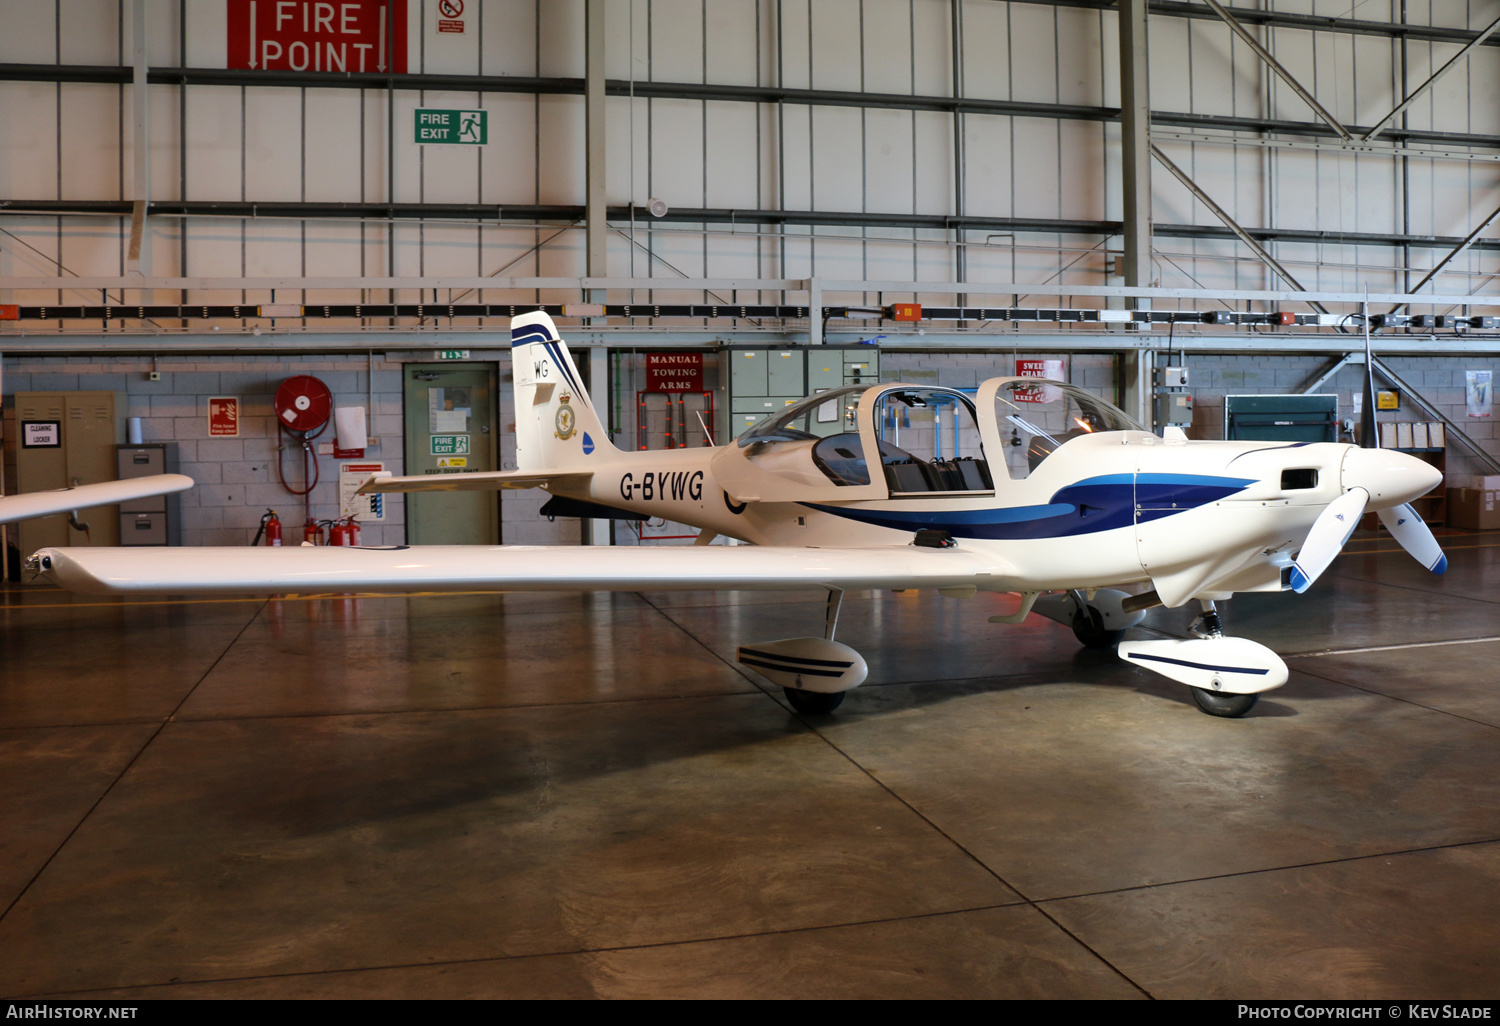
782,688,846,714
1071,603,1127,649
739,588,867,717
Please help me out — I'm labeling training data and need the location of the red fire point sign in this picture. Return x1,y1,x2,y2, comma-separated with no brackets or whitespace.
228,1,409,74
646,353,704,392
208,397,240,437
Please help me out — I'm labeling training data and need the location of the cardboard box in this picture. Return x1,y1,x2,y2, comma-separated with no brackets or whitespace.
1447,487,1500,530
1469,475,1500,491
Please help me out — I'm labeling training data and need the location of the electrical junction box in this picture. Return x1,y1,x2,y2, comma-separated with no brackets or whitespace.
1154,366,1189,388
1154,392,1195,426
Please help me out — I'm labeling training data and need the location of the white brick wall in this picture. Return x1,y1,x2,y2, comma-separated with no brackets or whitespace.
7,348,1498,554
1183,353,1500,484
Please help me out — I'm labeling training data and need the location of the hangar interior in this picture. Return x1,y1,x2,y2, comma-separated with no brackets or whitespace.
2,0,1500,1000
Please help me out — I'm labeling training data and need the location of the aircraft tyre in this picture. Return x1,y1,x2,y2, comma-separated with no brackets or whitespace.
1189,687,1259,718
783,688,846,714
1072,607,1126,649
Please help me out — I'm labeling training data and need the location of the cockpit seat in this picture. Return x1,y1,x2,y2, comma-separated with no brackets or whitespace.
884,458,933,492
812,431,992,494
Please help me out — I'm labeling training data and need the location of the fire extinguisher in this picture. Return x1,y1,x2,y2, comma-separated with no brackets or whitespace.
327,516,362,547
303,518,326,546
252,509,283,547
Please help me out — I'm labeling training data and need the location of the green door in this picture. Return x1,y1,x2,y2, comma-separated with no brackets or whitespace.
403,364,500,544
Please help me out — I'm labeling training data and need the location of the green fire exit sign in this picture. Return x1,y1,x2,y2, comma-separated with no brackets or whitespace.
415,109,487,145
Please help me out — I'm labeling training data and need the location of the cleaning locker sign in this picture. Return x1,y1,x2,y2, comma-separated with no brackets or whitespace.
228,1,409,74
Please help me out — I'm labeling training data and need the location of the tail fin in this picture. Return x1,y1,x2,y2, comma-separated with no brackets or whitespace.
510,311,616,471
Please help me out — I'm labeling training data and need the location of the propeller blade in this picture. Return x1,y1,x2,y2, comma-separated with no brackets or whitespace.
1378,503,1448,574
1289,487,1370,593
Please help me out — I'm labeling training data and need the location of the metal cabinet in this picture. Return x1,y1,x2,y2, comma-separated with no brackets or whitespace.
14,391,121,554
116,444,180,546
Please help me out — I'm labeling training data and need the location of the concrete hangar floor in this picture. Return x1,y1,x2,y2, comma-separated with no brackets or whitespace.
2,530,1499,1000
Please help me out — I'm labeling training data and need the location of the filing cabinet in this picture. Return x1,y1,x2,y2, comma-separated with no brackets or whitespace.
116,444,180,546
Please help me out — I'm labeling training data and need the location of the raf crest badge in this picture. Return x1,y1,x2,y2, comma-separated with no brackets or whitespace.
554,393,577,440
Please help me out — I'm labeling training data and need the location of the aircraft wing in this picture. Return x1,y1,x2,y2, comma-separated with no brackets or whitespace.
0,475,194,526
357,470,592,494
30,543,1018,597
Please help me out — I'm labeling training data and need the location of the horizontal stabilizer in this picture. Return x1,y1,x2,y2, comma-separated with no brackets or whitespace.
1118,637,1288,694
29,543,1015,597
357,470,592,494
0,475,194,526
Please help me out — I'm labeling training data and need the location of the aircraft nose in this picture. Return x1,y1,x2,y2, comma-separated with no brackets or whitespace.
1341,446,1443,508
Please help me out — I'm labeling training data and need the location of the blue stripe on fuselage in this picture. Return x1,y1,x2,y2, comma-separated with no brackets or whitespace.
801,472,1252,540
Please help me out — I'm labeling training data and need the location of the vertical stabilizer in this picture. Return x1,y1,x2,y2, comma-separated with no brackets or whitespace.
510,311,615,471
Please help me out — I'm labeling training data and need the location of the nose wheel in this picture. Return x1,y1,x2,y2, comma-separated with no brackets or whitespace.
1190,687,1259,718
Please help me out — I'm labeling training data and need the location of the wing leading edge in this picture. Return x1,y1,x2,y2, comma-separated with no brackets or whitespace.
0,475,195,526
31,543,1016,597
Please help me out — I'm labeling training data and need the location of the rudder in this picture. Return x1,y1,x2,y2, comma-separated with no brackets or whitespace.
510,311,614,471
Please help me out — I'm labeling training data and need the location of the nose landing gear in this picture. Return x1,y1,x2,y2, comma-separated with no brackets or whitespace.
1184,600,1259,718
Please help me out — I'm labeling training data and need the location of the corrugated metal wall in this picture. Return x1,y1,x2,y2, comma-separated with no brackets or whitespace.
2,0,1498,315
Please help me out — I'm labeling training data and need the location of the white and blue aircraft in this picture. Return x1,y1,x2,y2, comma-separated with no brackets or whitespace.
28,312,1444,718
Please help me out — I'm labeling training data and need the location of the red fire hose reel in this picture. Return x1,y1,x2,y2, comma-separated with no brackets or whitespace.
273,376,333,516
274,376,333,435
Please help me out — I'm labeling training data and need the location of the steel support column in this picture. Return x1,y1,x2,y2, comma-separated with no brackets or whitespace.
1119,0,1153,425
126,0,152,275
585,0,607,290
951,0,967,294
807,278,823,346
584,344,611,543
1119,0,1152,304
